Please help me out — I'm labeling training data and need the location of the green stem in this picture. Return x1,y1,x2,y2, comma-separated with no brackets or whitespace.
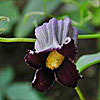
78,34,100,39
0,16,10,21
0,28,7,31
0,34,100,43
75,86,86,100
24,11,54,24
0,38,36,43
43,0,47,14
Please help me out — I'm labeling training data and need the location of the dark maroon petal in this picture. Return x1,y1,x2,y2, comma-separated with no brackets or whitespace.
32,68,54,92
24,50,49,69
55,59,81,88
57,39,78,59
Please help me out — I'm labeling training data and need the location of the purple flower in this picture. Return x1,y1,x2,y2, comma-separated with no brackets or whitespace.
24,18,82,92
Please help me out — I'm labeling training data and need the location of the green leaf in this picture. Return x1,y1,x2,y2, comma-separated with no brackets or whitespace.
0,91,3,100
76,52,100,73
0,0,19,33
92,7,100,26
0,67,14,97
0,67,14,89
7,82,48,100
15,0,61,37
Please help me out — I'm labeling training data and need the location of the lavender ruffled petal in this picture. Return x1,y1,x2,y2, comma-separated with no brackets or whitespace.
61,18,71,45
34,17,76,52
72,27,78,44
68,26,78,44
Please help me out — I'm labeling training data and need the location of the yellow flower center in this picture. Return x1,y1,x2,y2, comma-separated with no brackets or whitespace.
46,50,65,70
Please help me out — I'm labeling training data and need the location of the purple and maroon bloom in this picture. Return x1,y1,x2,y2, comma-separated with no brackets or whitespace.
24,18,82,92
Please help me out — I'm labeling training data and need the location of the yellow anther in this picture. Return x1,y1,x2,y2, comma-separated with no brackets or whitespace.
46,50,65,70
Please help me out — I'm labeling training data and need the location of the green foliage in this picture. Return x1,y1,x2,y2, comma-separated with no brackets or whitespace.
76,52,100,73
92,7,100,26
6,82,48,100
0,67,49,100
0,67,14,86
0,16,10,32
0,91,3,100
15,0,61,37
59,0,93,33
0,67,14,91
0,0,19,33
0,16,9,21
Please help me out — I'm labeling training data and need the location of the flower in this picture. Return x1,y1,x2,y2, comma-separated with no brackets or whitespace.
24,18,82,92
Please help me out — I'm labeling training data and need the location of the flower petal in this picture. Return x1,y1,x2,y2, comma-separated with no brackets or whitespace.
61,18,71,45
35,18,60,52
72,27,78,44
55,59,81,88
32,68,54,92
57,39,78,59
68,26,78,44
34,18,73,52
24,50,49,69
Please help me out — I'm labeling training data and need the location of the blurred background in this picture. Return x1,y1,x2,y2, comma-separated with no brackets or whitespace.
0,0,100,100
